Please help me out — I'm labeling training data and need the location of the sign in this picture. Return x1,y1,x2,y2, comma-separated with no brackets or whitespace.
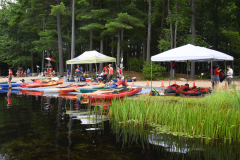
120,64,123,68
201,73,204,76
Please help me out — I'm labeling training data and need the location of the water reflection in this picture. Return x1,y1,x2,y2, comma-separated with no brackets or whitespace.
110,121,240,159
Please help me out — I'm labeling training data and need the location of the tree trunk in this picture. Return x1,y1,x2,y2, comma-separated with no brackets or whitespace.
89,29,93,73
31,52,34,73
168,0,173,49
190,0,196,79
99,30,104,72
56,0,64,76
142,40,146,60
160,0,165,39
121,28,124,63
174,0,177,48
146,0,152,60
117,31,121,66
111,35,114,67
67,27,71,71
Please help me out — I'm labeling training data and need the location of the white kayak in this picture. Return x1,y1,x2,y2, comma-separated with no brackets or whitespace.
43,88,61,93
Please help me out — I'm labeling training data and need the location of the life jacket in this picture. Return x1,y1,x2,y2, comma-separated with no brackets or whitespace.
9,71,12,79
151,88,160,96
103,66,108,73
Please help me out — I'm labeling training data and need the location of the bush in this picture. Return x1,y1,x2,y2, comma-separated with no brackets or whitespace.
129,57,144,72
142,61,165,80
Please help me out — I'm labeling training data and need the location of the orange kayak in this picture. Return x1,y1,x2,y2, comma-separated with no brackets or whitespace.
58,86,79,93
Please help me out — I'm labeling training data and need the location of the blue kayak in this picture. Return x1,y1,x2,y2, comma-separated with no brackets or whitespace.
111,79,137,82
0,83,26,88
0,89,20,94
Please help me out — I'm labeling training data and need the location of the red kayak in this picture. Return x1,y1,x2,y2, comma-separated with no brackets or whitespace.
88,87,142,101
58,86,79,93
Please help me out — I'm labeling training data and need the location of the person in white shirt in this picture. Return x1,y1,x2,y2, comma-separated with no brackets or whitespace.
226,65,233,85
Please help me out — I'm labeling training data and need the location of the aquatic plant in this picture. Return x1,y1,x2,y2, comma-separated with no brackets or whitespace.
110,89,240,143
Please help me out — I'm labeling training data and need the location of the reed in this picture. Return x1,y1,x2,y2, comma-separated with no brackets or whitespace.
110,89,240,143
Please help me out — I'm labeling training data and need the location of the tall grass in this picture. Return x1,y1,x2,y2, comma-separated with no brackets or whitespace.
110,89,240,143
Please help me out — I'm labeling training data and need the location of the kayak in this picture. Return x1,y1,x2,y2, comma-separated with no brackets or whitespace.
43,88,62,93
0,82,16,84
26,81,62,88
20,90,44,96
88,87,142,100
76,84,105,92
112,79,137,82
0,89,20,94
58,86,79,94
0,83,24,88
78,85,127,93
58,94,79,100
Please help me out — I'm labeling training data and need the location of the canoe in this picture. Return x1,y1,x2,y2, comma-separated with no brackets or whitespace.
0,83,24,88
58,86,79,94
112,79,137,82
88,87,142,100
78,86,126,93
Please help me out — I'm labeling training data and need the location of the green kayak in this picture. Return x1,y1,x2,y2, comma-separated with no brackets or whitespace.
79,85,127,93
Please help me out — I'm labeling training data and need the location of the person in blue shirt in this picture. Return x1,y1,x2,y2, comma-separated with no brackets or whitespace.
27,68,30,77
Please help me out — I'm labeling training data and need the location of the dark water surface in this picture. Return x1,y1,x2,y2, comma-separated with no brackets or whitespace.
0,91,239,160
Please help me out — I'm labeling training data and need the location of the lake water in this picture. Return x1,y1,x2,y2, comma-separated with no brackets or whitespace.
0,90,239,160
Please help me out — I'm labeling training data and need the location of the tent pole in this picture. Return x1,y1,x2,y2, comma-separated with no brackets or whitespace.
187,61,188,84
151,61,152,90
232,60,234,84
224,61,226,73
169,61,172,86
211,60,213,88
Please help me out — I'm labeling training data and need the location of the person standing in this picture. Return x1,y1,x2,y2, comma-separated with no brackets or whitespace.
27,68,30,77
16,70,19,78
226,65,233,86
24,70,26,77
108,64,113,82
8,69,13,89
116,66,122,79
76,65,81,82
214,65,221,88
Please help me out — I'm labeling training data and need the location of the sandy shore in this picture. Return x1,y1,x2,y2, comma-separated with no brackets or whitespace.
0,76,239,89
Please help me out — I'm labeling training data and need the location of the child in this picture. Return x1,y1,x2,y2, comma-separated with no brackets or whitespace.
24,71,26,77
21,71,23,77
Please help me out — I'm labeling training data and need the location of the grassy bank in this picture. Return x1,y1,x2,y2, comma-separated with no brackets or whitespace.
110,89,240,143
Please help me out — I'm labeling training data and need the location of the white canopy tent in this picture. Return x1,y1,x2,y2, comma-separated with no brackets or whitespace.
66,50,116,76
151,44,234,88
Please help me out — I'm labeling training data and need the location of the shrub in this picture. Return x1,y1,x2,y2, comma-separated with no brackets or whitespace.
142,61,165,80
129,57,144,72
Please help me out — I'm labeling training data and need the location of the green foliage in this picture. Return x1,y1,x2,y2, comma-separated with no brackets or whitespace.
129,57,143,72
142,61,165,80
110,89,240,143
50,2,66,16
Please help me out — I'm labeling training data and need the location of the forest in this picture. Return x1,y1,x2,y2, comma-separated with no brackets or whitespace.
0,0,240,78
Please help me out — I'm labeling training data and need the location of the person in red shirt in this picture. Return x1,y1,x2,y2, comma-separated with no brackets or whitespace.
214,65,221,88
108,64,113,82
8,69,13,88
